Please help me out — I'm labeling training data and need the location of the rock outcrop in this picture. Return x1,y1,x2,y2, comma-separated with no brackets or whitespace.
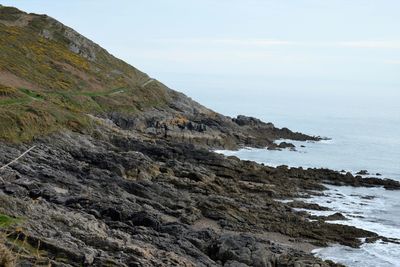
1,120,396,266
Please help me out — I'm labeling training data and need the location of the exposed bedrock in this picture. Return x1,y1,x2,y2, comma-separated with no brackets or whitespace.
1,122,395,266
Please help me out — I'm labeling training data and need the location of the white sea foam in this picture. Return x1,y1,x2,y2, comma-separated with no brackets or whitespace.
274,199,294,203
313,241,400,267
217,138,400,181
318,139,334,144
294,185,400,266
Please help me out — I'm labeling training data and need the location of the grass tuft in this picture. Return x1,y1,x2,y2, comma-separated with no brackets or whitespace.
0,214,20,229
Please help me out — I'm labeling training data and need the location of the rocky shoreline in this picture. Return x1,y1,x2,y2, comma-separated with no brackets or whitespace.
1,117,399,267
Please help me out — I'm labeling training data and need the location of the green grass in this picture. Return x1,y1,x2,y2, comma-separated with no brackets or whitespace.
19,88,44,100
0,87,126,107
0,97,31,106
0,88,47,106
79,88,125,97
0,214,20,228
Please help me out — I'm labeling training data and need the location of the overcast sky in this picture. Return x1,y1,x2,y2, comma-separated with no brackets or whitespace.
1,0,399,99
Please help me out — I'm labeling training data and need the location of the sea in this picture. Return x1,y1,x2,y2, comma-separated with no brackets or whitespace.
162,74,400,267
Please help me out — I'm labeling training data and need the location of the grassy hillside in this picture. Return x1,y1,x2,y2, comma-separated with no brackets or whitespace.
0,5,171,142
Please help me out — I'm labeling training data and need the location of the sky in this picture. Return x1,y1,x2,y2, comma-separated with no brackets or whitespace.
1,0,399,110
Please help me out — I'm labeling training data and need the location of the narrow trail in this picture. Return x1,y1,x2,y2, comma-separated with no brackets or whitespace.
109,89,125,95
0,88,125,106
141,79,155,88
0,83,154,107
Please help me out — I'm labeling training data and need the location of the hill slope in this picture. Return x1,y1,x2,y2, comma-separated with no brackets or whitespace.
0,5,168,141
0,5,318,147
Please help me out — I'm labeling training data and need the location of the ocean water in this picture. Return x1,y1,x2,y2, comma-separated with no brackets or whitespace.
172,76,400,180
164,76,400,266
306,185,400,267
217,142,400,266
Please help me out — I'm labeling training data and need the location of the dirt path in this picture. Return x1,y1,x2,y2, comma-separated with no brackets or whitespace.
141,79,155,88
0,88,128,106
